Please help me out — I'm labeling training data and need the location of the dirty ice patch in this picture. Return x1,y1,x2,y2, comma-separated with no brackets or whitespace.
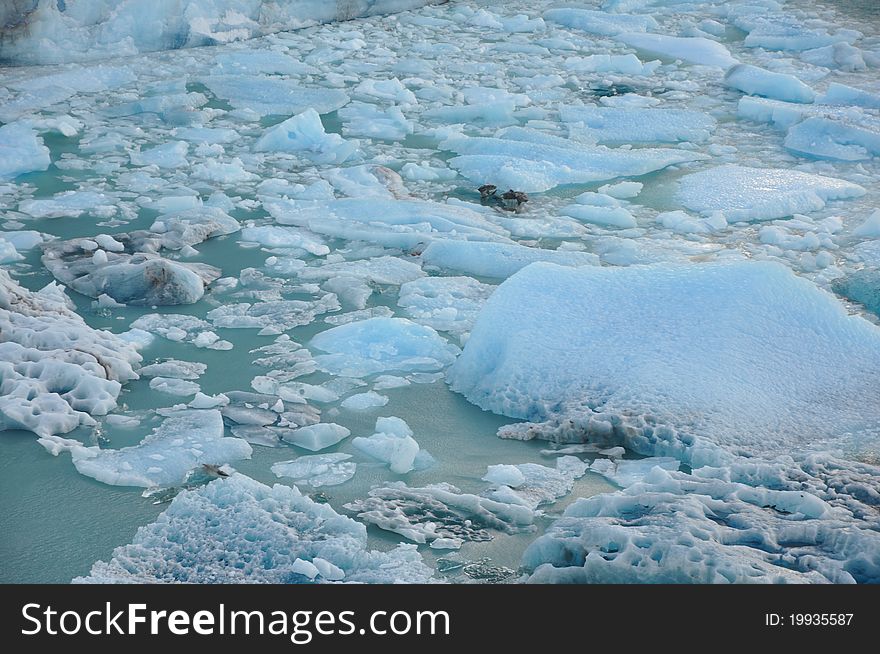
311,317,460,377
76,474,432,583
677,165,865,222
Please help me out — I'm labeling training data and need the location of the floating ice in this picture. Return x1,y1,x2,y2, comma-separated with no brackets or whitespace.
544,8,658,36
854,210,880,238
281,423,350,452
344,481,535,544
560,106,716,143
1,271,140,438
616,32,737,68
562,53,659,76
339,102,413,140
677,165,866,222
589,457,680,488
207,294,339,333
77,474,432,583
724,64,815,104
130,141,189,168
264,197,510,249
449,260,880,462
398,275,495,337
42,239,220,306
201,75,350,117
19,191,117,220
421,240,598,279
240,225,329,256
149,377,200,396
0,122,50,181
784,116,880,162
560,193,638,229
254,109,357,164
311,317,460,377
442,127,707,193
340,392,389,411
351,416,430,474
69,409,251,487
483,456,588,510
272,453,356,488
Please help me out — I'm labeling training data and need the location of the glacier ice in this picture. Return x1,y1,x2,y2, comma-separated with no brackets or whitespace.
272,453,356,488
448,260,880,582
67,409,252,488
397,275,495,338
543,8,658,36
616,32,738,68
421,240,598,279
253,108,357,164
0,122,51,181
77,474,432,583
676,165,866,222
441,127,707,193
310,316,460,377
724,64,815,104
0,270,140,438
559,106,717,143
281,423,350,452
351,416,430,474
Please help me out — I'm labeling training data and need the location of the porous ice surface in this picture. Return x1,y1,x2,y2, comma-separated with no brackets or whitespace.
76,474,432,583
677,165,866,222
0,271,140,438
449,261,880,582
272,453,356,488
65,409,252,487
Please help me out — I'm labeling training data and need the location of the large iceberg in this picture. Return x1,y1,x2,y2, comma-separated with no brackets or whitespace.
0,0,449,65
76,474,433,583
448,260,880,582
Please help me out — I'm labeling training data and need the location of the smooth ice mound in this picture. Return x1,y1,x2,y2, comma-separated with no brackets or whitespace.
543,8,658,36
201,76,350,117
449,260,880,582
421,240,598,279
559,106,717,143
1,1,448,65
442,127,706,193
253,108,357,164
77,474,432,583
616,32,738,68
0,122,51,181
449,260,880,460
724,64,815,104
677,165,865,222
264,197,510,249
64,409,252,487
310,317,460,377
0,271,140,438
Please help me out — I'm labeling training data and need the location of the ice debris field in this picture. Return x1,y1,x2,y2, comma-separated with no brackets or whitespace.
1,0,880,584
